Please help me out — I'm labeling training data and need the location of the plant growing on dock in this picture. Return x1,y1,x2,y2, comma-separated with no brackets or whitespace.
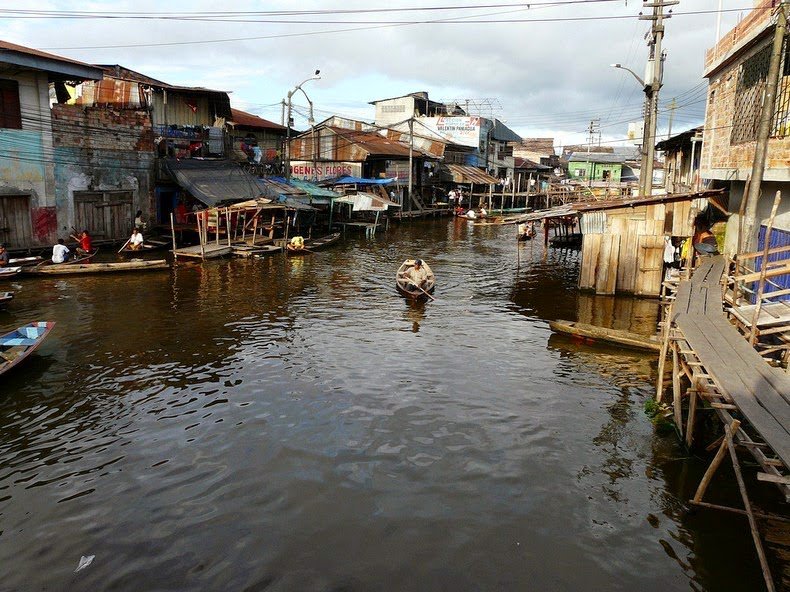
644,399,674,434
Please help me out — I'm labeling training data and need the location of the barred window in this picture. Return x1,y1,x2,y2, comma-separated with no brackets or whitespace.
731,44,771,145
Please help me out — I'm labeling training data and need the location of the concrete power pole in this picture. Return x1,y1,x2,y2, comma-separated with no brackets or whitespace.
639,0,678,197
666,97,678,140
743,3,788,254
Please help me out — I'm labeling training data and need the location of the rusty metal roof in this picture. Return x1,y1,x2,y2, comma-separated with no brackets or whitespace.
230,108,286,131
327,127,429,158
445,164,499,185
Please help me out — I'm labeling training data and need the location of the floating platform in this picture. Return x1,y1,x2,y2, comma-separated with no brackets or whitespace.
549,319,661,352
173,244,232,260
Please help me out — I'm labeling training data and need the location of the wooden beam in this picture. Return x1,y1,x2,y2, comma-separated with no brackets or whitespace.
693,420,740,503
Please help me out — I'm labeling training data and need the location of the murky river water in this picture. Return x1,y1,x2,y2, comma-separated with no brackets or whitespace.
0,218,775,591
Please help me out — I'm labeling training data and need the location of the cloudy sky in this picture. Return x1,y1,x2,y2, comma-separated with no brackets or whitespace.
1,1,746,148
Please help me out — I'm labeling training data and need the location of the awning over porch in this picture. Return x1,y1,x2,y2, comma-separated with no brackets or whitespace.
165,159,267,207
333,192,399,211
444,164,499,185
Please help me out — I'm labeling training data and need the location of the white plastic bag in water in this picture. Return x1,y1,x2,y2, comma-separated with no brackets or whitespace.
75,555,95,573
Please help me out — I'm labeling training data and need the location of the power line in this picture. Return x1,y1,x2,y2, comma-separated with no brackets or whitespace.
38,7,761,50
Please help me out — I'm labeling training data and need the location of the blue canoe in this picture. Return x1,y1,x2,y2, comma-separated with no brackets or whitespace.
0,321,55,376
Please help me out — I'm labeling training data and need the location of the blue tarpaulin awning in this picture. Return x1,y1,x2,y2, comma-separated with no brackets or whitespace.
320,176,395,186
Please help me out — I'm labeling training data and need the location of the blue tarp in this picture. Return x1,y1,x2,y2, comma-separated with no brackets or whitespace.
321,176,395,186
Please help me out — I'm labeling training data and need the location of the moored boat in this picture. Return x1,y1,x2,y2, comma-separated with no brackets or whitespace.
0,266,22,280
0,292,13,306
0,321,55,376
27,259,169,276
119,239,170,255
286,232,342,255
396,259,436,300
8,256,44,267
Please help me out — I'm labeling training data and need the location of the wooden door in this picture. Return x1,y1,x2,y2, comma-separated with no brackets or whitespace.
0,195,32,247
635,235,665,296
74,192,106,238
74,191,133,239
104,192,133,239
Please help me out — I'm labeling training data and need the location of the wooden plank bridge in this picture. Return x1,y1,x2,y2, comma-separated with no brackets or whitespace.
658,256,790,591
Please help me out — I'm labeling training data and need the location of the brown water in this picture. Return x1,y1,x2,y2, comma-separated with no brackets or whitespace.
0,218,773,591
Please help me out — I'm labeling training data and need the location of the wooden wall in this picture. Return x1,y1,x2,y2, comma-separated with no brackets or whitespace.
578,198,697,297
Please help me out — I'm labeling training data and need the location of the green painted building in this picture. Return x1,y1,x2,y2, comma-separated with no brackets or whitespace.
567,153,624,182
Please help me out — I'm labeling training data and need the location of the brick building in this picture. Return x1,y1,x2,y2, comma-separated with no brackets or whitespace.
0,40,103,249
701,0,790,254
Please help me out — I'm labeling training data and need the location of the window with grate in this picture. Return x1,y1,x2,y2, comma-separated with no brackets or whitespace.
731,44,771,144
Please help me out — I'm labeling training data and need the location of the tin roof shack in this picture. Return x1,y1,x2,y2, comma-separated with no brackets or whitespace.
0,40,103,249
369,91,456,126
514,138,559,168
289,122,438,210
576,190,719,296
227,108,286,170
701,0,790,257
52,65,158,243
656,126,703,195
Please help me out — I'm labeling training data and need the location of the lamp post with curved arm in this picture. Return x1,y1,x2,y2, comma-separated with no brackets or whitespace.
611,62,657,197
285,70,321,181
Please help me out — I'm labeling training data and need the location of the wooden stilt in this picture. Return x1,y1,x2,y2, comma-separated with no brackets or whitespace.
725,422,776,592
685,388,698,448
672,345,683,436
226,207,232,246
693,420,740,503
251,215,258,246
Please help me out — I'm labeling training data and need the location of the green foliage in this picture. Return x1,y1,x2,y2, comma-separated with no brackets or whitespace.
644,399,675,434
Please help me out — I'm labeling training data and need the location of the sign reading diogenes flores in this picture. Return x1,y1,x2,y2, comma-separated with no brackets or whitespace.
290,161,362,180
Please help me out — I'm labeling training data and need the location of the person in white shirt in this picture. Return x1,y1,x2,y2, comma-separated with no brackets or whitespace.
52,239,70,263
129,228,144,251
401,259,429,292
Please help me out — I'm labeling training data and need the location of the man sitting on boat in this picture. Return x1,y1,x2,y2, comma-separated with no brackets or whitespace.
70,230,93,256
401,259,429,292
129,228,144,251
289,236,305,251
0,244,8,267
52,239,70,263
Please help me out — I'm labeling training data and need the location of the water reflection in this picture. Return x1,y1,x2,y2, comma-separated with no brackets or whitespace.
0,219,777,591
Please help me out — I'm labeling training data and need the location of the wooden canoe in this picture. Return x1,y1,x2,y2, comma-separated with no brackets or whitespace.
8,256,44,267
0,321,55,377
549,320,661,352
27,259,169,276
119,239,170,255
286,232,342,255
30,249,98,273
0,292,13,306
0,267,22,280
396,259,436,300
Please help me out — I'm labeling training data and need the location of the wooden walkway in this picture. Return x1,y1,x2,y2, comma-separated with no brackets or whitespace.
659,256,790,591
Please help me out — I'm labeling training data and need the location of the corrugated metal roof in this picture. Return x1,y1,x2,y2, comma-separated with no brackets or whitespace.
230,108,286,131
165,159,267,206
490,119,522,143
0,40,103,79
326,127,426,158
568,153,627,164
288,179,341,198
574,189,724,212
445,164,499,185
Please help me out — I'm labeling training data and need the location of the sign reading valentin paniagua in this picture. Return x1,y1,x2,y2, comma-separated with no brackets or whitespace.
290,161,362,180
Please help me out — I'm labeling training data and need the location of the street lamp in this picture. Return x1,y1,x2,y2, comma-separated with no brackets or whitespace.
285,69,321,181
611,62,658,197
610,63,645,88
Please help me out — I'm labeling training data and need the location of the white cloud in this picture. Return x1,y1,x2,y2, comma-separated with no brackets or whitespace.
0,0,742,139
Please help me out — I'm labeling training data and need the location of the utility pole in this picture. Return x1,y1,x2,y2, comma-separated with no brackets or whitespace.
743,3,788,253
408,118,414,212
639,0,678,197
666,97,678,140
586,119,600,186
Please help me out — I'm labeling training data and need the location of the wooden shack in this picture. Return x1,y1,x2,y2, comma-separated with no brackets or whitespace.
576,189,723,297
